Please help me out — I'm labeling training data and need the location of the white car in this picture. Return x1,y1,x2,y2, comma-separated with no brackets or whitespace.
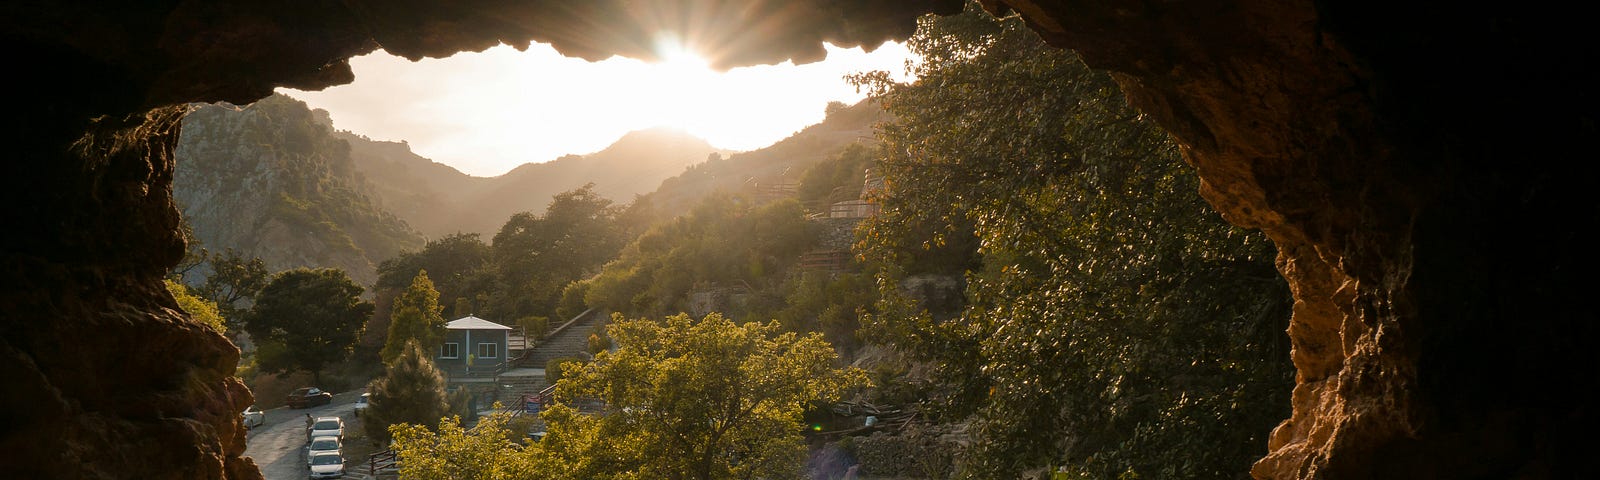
306,435,341,463
353,393,369,417
307,451,344,479
308,416,344,441
242,405,265,429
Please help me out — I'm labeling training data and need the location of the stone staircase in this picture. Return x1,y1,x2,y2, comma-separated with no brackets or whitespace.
517,309,608,367
497,370,548,400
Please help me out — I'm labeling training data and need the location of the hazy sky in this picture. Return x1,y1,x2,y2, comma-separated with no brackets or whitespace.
279,41,914,177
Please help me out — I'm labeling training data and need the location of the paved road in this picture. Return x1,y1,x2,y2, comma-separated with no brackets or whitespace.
244,392,362,480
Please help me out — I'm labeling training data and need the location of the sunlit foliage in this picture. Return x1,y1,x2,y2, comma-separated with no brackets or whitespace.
543,313,868,480
382,270,447,365
850,3,1293,477
165,279,225,334
582,195,815,318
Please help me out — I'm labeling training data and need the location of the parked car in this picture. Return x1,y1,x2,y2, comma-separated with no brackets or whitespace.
308,416,344,441
286,387,333,409
306,435,341,463
307,451,345,479
241,405,265,429
352,393,369,417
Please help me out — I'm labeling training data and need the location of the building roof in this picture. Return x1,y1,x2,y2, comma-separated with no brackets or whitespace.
445,315,513,331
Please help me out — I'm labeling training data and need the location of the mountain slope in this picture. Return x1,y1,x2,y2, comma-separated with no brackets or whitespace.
174,95,426,285
633,99,890,219
344,126,725,237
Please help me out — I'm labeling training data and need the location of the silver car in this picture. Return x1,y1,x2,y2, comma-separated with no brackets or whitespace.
242,405,265,429
308,416,344,441
307,451,344,479
306,435,340,464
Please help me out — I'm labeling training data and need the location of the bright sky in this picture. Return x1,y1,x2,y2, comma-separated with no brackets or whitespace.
278,41,915,177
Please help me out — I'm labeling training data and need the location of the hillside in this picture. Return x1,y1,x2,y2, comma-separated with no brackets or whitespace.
344,126,727,237
632,99,889,220
174,95,426,286
175,94,735,284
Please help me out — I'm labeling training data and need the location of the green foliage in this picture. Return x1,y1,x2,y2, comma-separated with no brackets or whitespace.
544,356,583,387
796,143,874,210
583,195,816,318
166,279,225,334
376,233,495,318
770,271,877,353
195,248,269,330
585,326,611,356
382,270,448,365
390,413,539,480
851,4,1293,477
519,316,549,340
555,281,589,322
545,313,869,480
490,185,627,320
366,340,451,443
246,267,373,384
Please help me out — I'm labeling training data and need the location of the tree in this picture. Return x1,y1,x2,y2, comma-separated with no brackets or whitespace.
850,3,1293,478
389,412,539,480
246,267,373,384
382,270,448,365
196,248,270,328
543,313,868,480
365,339,451,443
166,279,225,334
376,233,494,319
489,185,626,320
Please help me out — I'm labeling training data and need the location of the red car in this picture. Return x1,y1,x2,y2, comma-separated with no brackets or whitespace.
287,387,333,409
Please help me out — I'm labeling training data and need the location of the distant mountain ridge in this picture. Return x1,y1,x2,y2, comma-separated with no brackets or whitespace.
343,124,726,238
174,94,732,283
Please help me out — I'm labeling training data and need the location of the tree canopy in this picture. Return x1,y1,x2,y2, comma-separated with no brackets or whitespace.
542,313,867,480
850,4,1294,477
382,269,448,365
366,339,451,443
245,267,373,384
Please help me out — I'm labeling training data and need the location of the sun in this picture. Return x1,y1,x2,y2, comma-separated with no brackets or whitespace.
643,36,720,130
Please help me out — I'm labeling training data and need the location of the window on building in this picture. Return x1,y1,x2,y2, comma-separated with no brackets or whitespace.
441,343,459,359
478,342,498,359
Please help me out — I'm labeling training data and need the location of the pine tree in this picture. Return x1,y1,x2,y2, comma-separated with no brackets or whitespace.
381,270,446,365
364,339,450,443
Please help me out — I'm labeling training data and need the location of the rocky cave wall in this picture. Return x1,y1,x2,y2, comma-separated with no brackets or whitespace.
2,0,1593,478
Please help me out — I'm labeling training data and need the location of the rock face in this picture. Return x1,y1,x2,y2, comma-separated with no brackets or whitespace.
1,1,1593,479
176,95,425,286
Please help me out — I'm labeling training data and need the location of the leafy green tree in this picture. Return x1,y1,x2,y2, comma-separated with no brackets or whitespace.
490,185,626,320
544,313,868,480
582,195,816,318
166,279,225,334
771,271,877,354
382,269,448,365
376,233,495,319
196,248,270,330
389,412,539,480
851,4,1293,478
246,267,373,384
365,339,451,443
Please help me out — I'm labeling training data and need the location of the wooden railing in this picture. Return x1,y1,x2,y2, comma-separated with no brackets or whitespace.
369,449,398,476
